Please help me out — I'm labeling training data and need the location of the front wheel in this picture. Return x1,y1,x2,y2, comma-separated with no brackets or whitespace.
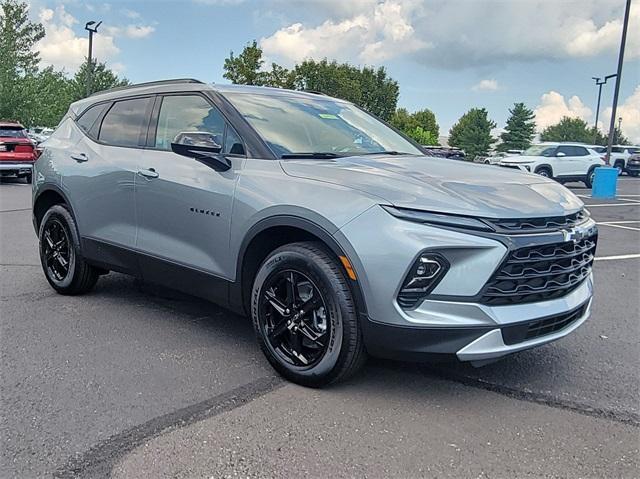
39,204,99,295
251,242,366,387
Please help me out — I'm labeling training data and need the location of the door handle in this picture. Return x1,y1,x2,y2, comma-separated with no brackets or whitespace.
137,168,159,179
71,153,88,163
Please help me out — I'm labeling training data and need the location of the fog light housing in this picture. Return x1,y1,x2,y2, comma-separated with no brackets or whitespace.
397,253,449,309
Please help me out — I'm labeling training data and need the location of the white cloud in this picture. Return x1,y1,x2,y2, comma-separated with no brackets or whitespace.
34,5,155,73
472,79,499,92
534,91,592,132
260,0,639,69
122,9,141,19
602,85,640,144
261,0,428,65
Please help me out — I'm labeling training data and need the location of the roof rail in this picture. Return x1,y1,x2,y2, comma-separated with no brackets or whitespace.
89,78,204,97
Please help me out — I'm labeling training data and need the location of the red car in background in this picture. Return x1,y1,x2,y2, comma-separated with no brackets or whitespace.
0,121,39,183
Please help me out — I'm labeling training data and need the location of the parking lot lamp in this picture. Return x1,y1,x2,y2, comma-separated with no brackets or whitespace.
85,20,102,97
605,0,631,164
591,74,616,142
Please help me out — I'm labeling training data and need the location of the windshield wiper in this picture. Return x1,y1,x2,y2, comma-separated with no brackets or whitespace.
280,152,344,159
360,151,414,156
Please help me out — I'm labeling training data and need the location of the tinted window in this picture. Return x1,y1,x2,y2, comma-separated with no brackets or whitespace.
76,103,109,137
611,147,624,153
99,97,153,147
155,95,225,150
523,145,556,157
0,127,26,138
557,145,588,157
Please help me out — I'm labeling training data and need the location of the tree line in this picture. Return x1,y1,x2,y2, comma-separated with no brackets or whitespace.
0,0,128,127
1,2,631,152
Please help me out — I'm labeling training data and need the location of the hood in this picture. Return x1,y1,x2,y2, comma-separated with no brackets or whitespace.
280,154,583,219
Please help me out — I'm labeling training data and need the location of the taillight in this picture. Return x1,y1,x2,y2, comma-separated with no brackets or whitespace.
14,145,33,153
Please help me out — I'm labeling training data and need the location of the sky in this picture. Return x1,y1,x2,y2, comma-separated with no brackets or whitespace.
26,0,640,142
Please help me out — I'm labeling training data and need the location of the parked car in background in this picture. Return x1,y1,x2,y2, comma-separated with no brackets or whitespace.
422,145,466,160
0,121,38,183
28,127,55,145
498,142,605,188
609,145,640,176
626,152,640,177
478,150,523,165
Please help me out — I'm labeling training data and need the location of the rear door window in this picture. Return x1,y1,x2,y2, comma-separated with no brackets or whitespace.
98,97,154,147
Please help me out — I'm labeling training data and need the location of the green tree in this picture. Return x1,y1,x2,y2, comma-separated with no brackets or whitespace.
448,108,496,159
223,40,267,86
293,59,399,120
22,67,72,126
222,42,400,121
0,0,45,121
540,117,593,143
603,126,629,146
390,107,439,145
67,60,129,101
498,102,535,151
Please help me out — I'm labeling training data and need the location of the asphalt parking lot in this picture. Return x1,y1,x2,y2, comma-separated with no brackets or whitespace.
1,177,639,478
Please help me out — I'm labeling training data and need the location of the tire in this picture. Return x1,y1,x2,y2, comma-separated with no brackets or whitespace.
24,173,32,184
630,171,639,177
584,167,597,188
613,161,624,176
251,241,366,387
38,204,99,295
535,167,552,178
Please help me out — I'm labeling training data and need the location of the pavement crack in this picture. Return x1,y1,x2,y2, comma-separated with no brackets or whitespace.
389,363,640,427
53,375,284,479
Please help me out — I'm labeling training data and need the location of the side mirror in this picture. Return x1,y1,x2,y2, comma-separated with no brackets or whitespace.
556,151,566,157
171,132,231,171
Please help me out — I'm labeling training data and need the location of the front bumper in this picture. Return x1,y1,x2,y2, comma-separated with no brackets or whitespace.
0,162,33,175
337,205,595,363
361,276,592,362
626,162,640,173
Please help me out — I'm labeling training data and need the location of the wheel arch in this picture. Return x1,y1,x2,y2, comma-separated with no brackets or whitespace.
534,163,553,176
231,216,367,318
33,185,75,233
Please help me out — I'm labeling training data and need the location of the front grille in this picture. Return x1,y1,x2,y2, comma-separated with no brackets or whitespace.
479,236,597,306
484,210,588,233
501,303,588,345
498,164,521,170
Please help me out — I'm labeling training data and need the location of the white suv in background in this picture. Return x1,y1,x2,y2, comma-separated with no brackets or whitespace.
498,143,605,188
609,145,640,176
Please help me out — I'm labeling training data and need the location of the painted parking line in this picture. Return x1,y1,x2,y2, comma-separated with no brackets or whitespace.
596,223,640,232
585,202,640,207
595,253,640,261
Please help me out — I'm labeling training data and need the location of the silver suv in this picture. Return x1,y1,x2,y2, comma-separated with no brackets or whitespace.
33,79,597,386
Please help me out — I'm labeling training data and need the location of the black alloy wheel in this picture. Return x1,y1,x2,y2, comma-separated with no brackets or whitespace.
259,269,330,368
39,204,99,294
42,217,72,282
251,242,366,387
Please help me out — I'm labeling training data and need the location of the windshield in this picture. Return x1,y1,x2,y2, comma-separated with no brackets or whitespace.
224,92,423,158
0,127,26,138
523,144,557,157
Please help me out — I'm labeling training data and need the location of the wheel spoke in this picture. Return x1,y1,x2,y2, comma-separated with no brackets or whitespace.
298,323,325,348
268,317,290,342
289,331,308,365
44,230,54,249
56,254,68,269
265,289,288,316
285,271,296,305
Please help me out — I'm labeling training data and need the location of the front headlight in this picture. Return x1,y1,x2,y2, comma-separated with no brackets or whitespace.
397,253,449,309
382,205,493,232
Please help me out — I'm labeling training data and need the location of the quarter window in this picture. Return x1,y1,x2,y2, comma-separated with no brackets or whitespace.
76,103,109,138
154,95,244,155
98,97,154,147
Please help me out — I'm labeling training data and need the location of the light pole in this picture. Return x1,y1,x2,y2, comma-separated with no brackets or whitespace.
85,20,102,97
605,0,631,164
591,74,616,142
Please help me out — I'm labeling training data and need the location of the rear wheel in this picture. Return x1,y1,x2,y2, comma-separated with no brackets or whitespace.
24,172,32,184
251,242,366,387
584,167,597,188
614,161,624,176
39,204,99,294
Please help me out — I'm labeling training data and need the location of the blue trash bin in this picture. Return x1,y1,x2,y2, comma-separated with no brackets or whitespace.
591,166,618,199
